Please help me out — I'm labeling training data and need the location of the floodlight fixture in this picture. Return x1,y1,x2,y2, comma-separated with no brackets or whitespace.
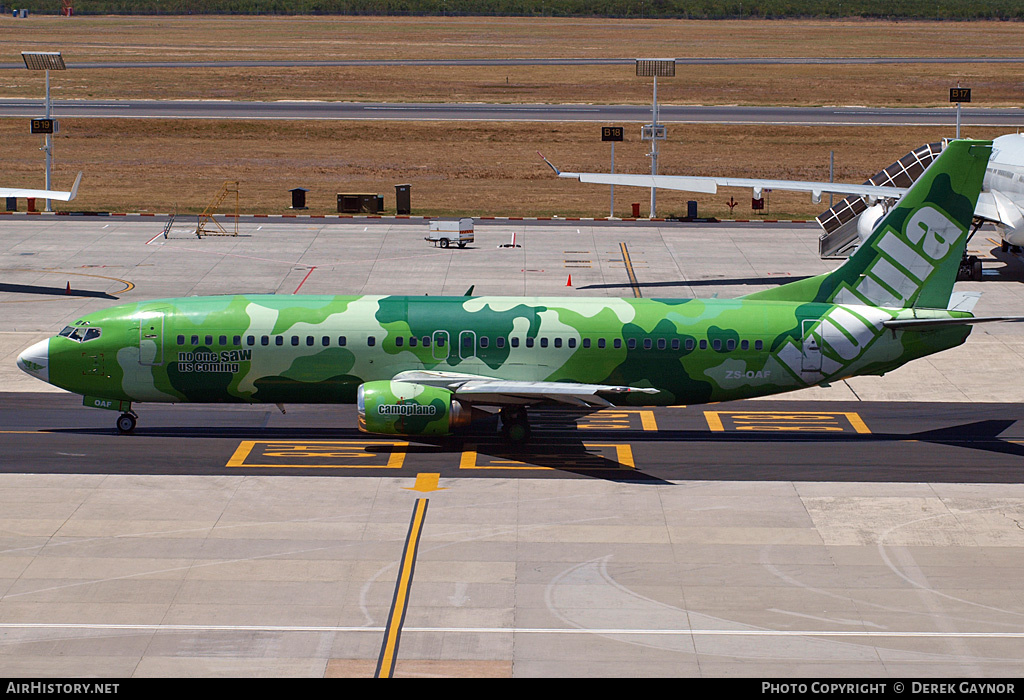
635,59,675,78
21,52,66,71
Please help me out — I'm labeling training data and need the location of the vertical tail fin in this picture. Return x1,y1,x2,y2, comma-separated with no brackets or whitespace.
745,139,992,309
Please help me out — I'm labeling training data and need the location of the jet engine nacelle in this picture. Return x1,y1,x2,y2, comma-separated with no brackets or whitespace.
857,203,887,244
357,380,484,436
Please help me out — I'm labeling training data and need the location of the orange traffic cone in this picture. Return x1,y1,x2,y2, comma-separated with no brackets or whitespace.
566,274,572,287
65,282,71,295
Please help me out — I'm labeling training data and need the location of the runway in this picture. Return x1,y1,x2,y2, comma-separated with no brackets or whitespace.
3,217,1024,677
0,99,1020,127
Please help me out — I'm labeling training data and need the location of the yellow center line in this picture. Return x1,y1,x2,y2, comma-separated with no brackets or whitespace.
376,497,429,679
620,241,642,299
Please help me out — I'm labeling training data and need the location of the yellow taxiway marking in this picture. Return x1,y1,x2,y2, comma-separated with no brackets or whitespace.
376,497,429,679
226,440,407,469
704,411,871,434
404,473,446,493
578,409,658,432
460,443,635,471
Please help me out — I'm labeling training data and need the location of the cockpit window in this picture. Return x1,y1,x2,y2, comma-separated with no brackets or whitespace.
58,326,101,343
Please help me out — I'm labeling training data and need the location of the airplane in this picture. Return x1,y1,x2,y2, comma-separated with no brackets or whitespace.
0,172,82,204
547,133,1024,280
15,140,1014,442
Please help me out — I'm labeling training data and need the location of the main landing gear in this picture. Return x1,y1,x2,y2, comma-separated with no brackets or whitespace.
957,254,983,282
499,406,531,444
116,410,138,435
957,218,984,282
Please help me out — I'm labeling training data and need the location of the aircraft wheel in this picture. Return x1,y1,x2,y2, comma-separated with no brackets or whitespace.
1002,240,1010,253
116,412,137,435
972,258,983,281
500,408,531,444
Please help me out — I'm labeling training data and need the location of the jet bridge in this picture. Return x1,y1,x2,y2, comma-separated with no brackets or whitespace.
816,142,943,259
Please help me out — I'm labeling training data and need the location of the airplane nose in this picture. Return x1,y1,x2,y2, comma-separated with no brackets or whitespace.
16,339,50,383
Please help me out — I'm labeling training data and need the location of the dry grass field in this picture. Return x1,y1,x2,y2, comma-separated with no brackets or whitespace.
1,15,1021,217
4,119,1009,220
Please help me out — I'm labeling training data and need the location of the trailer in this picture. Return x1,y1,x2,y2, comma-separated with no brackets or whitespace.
425,218,474,248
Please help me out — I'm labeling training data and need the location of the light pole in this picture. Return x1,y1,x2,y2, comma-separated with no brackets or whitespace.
636,59,674,218
22,51,66,212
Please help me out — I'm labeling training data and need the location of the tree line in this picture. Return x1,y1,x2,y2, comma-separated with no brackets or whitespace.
7,1,1024,20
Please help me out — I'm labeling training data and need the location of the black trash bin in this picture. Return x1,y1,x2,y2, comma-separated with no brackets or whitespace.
289,187,308,210
395,184,411,215
687,200,698,219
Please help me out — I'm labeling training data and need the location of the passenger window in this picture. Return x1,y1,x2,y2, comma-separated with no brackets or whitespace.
554,338,562,348
614,338,621,349
628,339,637,350
339,336,347,346
191,335,199,346
177,335,185,345
643,338,652,350
480,336,489,348
233,335,241,345
511,337,519,348
435,336,444,347
322,336,330,346
598,338,606,349
741,340,749,350
409,337,417,347
276,336,284,346
671,339,679,350
422,336,431,347
657,338,666,350
699,340,707,350
540,338,548,348
396,337,404,347
582,338,590,349
367,336,375,347
755,340,763,350
496,337,505,349
685,339,695,351
246,335,255,346
526,337,534,348
261,336,269,346
568,338,576,349
205,335,213,346
219,335,227,346
727,339,736,351
291,336,299,346
712,339,722,351
306,336,314,346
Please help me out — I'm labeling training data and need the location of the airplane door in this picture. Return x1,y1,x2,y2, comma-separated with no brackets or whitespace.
431,330,449,361
800,319,823,373
138,310,167,366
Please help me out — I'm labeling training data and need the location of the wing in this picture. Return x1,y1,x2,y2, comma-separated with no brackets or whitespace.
392,369,658,408
540,153,906,202
0,172,81,202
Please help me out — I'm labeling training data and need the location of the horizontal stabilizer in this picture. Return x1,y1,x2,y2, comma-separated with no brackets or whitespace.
882,316,1024,330
0,171,82,202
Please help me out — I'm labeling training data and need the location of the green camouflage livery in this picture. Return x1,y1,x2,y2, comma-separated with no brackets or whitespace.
17,139,993,437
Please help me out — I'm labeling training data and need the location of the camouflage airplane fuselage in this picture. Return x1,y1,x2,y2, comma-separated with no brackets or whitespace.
43,293,970,408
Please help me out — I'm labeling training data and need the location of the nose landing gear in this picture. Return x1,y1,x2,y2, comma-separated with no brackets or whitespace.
116,410,138,435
